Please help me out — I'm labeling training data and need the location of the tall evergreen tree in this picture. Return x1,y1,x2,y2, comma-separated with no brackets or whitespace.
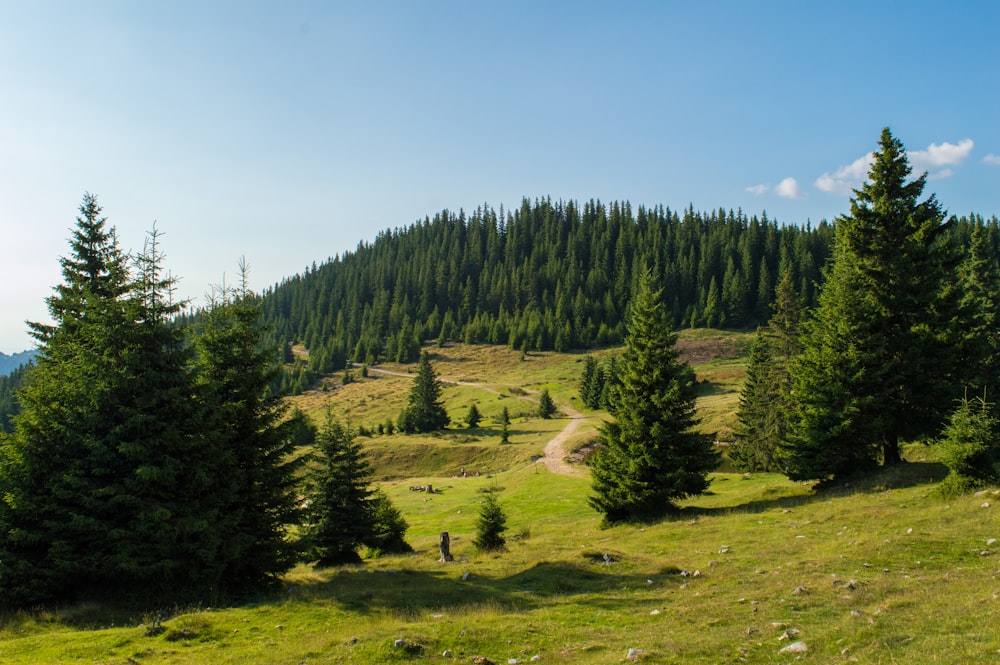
195,260,302,591
730,328,783,472
303,412,373,566
786,128,958,480
589,272,717,522
0,197,217,606
398,351,449,432
579,355,605,409
955,224,1000,396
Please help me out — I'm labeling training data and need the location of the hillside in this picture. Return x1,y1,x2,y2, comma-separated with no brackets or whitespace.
3,334,997,664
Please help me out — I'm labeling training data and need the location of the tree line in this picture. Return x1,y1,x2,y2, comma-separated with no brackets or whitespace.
256,198,836,390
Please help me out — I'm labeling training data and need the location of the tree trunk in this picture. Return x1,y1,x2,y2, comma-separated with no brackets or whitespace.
438,531,453,562
882,434,903,466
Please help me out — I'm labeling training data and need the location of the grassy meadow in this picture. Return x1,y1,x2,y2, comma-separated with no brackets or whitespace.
3,330,999,664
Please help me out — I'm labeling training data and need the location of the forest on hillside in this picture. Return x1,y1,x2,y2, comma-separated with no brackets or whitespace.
254,197,998,395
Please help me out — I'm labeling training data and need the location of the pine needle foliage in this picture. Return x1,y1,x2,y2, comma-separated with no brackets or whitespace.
589,272,718,523
398,351,449,433
473,486,507,552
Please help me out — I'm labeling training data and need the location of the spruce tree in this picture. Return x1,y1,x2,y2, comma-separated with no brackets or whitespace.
579,354,604,409
466,403,482,428
398,351,449,432
0,197,217,606
537,388,558,419
303,412,373,566
195,260,302,591
730,270,804,473
730,328,783,472
473,487,507,552
589,272,717,522
499,406,511,444
786,128,959,480
956,224,1000,396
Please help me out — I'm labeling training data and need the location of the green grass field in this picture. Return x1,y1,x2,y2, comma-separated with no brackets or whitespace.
3,332,998,664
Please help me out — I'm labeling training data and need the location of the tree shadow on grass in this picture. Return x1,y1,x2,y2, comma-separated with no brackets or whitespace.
294,558,680,616
677,461,950,520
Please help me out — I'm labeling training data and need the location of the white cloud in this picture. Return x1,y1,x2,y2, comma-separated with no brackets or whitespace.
746,184,768,195
814,152,874,195
775,177,804,199
908,138,973,179
983,153,1000,165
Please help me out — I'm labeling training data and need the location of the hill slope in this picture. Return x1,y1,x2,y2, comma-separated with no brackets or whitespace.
3,334,997,664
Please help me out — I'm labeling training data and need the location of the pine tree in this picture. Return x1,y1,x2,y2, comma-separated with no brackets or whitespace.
730,270,805,473
936,393,1000,495
364,489,412,554
537,388,558,419
589,272,717,522
195,260,302,591
730,328,783,472
398,351,449,432
786,128,959,480
956,224,1000,395
579,355,605,409
499,406,511,444
303,412,373,566
473,487,507,552
0,197,218,606
466,403,482,428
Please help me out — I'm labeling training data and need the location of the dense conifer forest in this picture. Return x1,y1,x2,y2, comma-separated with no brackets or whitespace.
255,197,998,395
258,199,836,386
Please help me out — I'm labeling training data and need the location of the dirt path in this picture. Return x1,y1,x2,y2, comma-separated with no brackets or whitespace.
357,364,585,476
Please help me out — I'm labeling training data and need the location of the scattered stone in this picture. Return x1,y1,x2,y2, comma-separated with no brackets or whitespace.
792,585,807,595
988,538,998,547
626,647,644,661
983,502,991,509
851,610,864,617
647,579,654,585
693,570,702,577
981,550,992,557
472,657,495,665
530,656,541,662
508,659,519,664
779,641,808,654
907,528,914,534
394,639,407,648
975,490,989,497
708,560,720,567
719,546,731,554
462,572,472,581
650,609,661,615
275,624,284,630
442,649,452,657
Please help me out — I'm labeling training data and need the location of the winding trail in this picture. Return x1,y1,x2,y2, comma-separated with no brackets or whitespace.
356,364,587,476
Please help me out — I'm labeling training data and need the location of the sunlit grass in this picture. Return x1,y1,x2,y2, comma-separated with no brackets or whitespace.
6,335,997,664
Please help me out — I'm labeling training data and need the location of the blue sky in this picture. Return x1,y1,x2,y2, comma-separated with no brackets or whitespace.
2,1,998,353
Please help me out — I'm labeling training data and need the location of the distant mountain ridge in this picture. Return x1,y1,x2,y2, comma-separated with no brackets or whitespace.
0,350,36,376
